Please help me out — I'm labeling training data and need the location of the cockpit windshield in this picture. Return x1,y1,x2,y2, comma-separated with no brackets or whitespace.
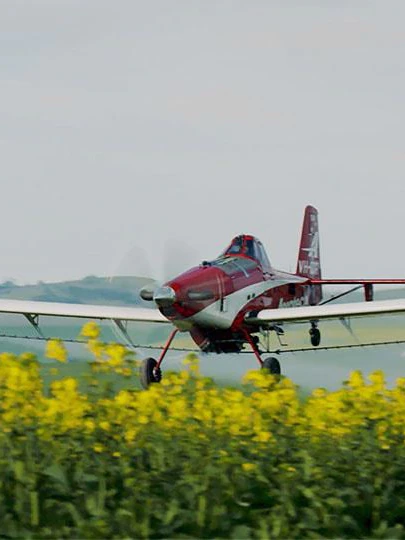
209,256,257,276
220,235,272,270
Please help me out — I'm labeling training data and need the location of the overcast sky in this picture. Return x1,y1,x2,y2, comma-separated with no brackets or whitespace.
1,1,404,284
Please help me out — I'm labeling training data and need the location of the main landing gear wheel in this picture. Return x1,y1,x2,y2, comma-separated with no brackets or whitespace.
140,357,162,389
309,327,321,347
261,357,281,376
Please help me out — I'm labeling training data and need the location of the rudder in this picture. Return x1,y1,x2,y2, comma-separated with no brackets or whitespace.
296,205,322,304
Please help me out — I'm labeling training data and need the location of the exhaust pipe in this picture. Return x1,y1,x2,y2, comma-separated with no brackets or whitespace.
187,290,215,301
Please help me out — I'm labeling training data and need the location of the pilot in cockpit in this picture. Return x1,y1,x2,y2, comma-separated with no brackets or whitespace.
226,235,257,258
244,238,255,258
223,235,271,269
227,236,243,254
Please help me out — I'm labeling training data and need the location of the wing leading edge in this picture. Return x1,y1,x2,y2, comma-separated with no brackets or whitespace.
247,299,405,325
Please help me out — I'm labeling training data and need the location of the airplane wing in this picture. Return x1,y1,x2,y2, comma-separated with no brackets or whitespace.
310,279,405,286
246,299,405,326
0,298,169,324
0,298,170,346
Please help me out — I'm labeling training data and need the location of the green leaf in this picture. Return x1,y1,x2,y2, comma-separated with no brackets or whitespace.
13,461,25,483
43,464,69,491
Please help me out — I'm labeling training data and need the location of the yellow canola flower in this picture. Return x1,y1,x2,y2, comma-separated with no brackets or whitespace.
347,370,364,389
3,337,405,459
242,463,257,472
396,377,405,388
124,429,138,443
37,378,91,435
84,419,96,433
87,339,105,362
81,321,100,340
99,421,111,431
104,343,128,367
368,369,386,390
182,352,201,375
253,431,273,443
45,339,68,363
80,323,136,375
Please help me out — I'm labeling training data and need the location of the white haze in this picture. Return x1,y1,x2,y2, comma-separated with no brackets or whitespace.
1,1,404,284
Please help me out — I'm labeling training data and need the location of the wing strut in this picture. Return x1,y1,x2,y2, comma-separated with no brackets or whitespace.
24,314,45,339
112,319,136,349
319,285,363,305
338,316,360,343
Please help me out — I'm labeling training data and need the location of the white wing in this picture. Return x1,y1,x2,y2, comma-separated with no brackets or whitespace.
248,299,405,325
0,298,169,324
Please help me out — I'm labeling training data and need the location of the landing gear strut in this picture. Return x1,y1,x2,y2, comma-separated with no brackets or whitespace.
139,329,178,389
309,322,321,347
243,330,281,377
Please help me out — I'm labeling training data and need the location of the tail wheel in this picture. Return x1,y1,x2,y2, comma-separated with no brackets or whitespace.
309,327,321,347
140,357,162,389
261,356,281,376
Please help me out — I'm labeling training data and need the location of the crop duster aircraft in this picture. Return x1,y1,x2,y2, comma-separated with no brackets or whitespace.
2,205,405,388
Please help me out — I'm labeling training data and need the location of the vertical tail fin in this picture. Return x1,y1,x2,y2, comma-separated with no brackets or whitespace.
296,205,322,304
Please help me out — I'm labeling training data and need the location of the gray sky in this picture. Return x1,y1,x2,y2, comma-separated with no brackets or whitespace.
1,1,405,284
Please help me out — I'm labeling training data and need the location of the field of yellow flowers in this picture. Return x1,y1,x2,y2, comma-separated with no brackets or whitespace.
1,323,405,538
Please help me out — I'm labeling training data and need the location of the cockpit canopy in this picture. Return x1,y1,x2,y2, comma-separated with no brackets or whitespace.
221,235,272,270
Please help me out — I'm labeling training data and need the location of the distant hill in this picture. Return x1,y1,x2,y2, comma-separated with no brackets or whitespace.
0,276,155,306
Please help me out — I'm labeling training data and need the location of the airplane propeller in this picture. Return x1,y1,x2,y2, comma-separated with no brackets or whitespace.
139,239,199,304
108,240,198,304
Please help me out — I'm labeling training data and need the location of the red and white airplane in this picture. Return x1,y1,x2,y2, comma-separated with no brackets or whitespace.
2,205,405,387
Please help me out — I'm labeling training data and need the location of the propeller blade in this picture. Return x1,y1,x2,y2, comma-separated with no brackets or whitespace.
109,240,198,303
108,245,153,281
162,239,198,282
108,244,157,301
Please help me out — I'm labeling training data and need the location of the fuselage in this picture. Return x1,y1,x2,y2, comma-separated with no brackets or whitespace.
154,235,313,353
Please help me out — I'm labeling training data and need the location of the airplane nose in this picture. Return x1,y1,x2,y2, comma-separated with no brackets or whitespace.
153,286,177,307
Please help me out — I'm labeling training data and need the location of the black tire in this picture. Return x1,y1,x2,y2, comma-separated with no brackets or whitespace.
261,356,281,376
140,357,162,389
310,327,321,347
